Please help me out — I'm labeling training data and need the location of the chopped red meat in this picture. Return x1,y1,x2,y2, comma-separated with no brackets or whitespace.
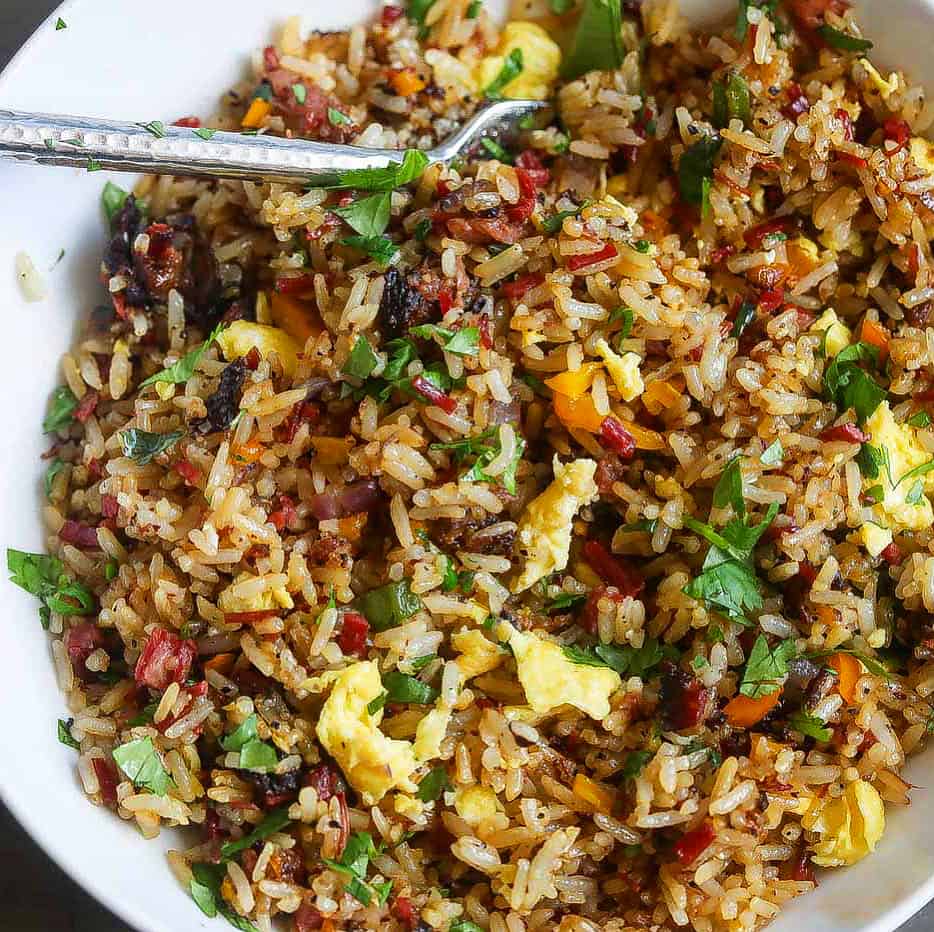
515,150,550,186
743,217,794,249
381,4,405,24
268,494,298,532
673,820,716,865
757,288,785,313
792,845,817,883
305,763,339,802
567,242,618,271
134,627,197,691
101,495,120,520
883,117,911,155
786,0,850,31
173,116,201,128
92,758,120,808
710,244,736,265
293,899,325,932
410,374,457,413
337,612,370,657
74,390,100,423
506,168,539,222
392,896,418,929
59,520,100,550
820,423,867,443
65,623,107,680
599,417,636,459
834,108,854,142
445,216,525,244
837,151,868,169
501,273,544,300
174,459,201,486
781,83,810,120
582,540,644,598
880,542,904,566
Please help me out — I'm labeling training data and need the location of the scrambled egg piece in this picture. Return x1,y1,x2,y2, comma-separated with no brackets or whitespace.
594,338,644,401
811,309,851,357
475,23,561,101
512,457,598,592
860,58,898,99
394,794,424,820
858,522,893,559
862,402,934,537
216,320,300,378
424,49,478,97
217,572,293,613
452,629,505,680
506,625,621,720
454,785,502,827
307,661,418,804
412,705,452,761
802,780,885,866
910,136,934,174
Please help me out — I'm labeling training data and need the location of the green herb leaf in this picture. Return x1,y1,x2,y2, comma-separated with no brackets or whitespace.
484,48,524,99
328,107,351,126
788,710,831,741
462,435,526,495
356,579,422,632
342,234,399,266
856,442,884,480
546,592,587,613
139,323,224,390
561,644,609,667
139,120,167,138
322,148,429,191
193,127,217,140
450,922,485,932
713,73,751,128
220,807,291,861
732,299,756,339
220,714,259,752
58,718,80,750
55,17,67,30
713,456,745,518
761,439,783,466
7,549,94,623
374,880,393,906
120,428,184,465
113,737,175,795
678,135,723,215
190,869,218,918
683,555,763,624
86,158,103,172
562,0,625,81
817,24,873,52
100,184,130,227
430,427,498,461
542,203,587,235
823,342,886,423
610,306,635,340
621,750,653,780
550,0,574,10
292,83,307,105
407,0,436,34
367,692,388,716
43,386,78,434
480,138,514,163
414,218,432,241
334,191,392,237
238,738,279,772
908,411,932,428
417,765,451,802
382,671,438,705
343,336,380,380
562,638,676,680
410,323,481,357
44,458,67,498
322,831,380,902
895,458,934,489
739,635,796,698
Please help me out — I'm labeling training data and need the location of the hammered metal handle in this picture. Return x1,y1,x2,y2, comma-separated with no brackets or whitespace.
0,109,405,184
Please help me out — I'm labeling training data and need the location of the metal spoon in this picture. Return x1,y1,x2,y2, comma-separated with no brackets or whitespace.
0,100,548,185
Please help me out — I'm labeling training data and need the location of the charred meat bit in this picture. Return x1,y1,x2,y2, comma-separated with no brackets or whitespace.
659,663,715,730
134,627,198,691
191,358,247,434
378,267,429,337
242,768,303,808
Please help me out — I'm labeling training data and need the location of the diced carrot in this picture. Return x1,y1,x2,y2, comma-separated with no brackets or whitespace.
232,438,265,464
553,391,605,433
269,292,323,346
337,512,368,541
572,773,615,814
723,689,782,728
642,379,683,415
615,417,666,451
241,98,272,129
204,653,236,676
544,363,602,400
815,604,837,628
859,318,890,360
828,652,861,705
311,436,353,465
389,68,426,96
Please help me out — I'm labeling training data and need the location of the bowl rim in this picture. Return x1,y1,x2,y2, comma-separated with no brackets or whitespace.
3,1,934,931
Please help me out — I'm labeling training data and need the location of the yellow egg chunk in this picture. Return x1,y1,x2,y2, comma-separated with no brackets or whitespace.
859,58,898,98
394,794,425,819
594,338,644,401
452,629,506,680
512,457,598,592
862,402,934,537
802,780,885,866
412,705,452,761
215,320,300,377
507,626,621,720
454,785,502,826
858,522,893,559
307,661,418,804
810,309,852,358
217,572,293,613
475,23,561,101
911,136,934,174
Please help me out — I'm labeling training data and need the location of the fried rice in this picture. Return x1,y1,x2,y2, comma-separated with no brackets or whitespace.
12,0,934,929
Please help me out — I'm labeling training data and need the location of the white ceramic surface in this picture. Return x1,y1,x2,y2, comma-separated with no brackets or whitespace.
2,2,934,930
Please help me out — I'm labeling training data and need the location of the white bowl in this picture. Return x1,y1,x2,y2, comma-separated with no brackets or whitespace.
2,1,934,930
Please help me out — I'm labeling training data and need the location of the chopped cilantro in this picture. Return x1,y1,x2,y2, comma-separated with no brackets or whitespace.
343,336,380,380
382,671,438,705
417,765,451,802
220,807,291,861
333,191,392,237
480,138,513,163
738,634,796,698
788,710,831,741
58,719,80,750
43,385,78,434
817,24,873,52
139,323,224,390
562,0,625,81
193,127,217,140
119,428,185,465
484,49,524,100
55,17,67,30
410,323,481,357
678,135,723,216
320,148,428,191
112,737,175,795
44,458,66,498
341,234,399,266
621,750,653,780
328,107,351,126
7,549,94,625
731,299,756,339
908,411,932,428
823,341,886,423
